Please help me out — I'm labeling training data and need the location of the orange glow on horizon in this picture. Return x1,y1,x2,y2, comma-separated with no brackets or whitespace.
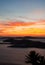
0,20,45,37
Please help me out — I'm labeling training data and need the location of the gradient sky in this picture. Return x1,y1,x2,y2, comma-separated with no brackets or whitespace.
0,0,45,21
0,0,45,37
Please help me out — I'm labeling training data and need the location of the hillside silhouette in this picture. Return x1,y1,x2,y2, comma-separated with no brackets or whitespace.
3,36,45,49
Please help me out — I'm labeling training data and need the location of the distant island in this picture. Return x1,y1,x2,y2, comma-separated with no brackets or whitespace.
0,36,45,39
0,36,45,49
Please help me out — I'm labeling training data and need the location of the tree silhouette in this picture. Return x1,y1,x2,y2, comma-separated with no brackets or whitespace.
38,55,45,65
25,51,45,65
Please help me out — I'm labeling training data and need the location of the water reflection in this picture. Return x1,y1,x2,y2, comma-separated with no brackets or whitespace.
0,44,45,65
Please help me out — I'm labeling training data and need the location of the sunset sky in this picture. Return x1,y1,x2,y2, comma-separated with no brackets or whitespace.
0,0,45,37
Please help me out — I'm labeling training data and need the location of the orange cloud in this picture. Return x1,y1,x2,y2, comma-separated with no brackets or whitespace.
0,19,45,37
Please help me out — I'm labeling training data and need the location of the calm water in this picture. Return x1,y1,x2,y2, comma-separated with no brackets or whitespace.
0,44,45,65
30,39,45,42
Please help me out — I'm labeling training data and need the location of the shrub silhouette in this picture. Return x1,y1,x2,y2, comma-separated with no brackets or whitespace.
25,51,45,65
38,55,45,65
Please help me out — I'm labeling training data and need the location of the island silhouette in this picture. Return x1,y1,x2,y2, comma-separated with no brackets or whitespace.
2,36,45,49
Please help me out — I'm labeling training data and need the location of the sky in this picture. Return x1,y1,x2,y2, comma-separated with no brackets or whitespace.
0,0,45,37
0,0,45,21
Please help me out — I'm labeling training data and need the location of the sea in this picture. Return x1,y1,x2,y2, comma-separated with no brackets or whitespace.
0,38,45,65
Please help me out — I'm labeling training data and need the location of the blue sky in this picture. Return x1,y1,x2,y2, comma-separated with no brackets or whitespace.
0,0,45,21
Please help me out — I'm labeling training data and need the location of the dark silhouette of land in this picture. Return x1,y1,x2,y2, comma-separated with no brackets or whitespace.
1,36,45,49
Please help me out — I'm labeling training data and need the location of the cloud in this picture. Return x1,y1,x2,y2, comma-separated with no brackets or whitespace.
0,19,45,37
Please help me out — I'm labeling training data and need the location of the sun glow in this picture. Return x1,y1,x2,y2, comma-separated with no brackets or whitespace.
0,20,45,37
